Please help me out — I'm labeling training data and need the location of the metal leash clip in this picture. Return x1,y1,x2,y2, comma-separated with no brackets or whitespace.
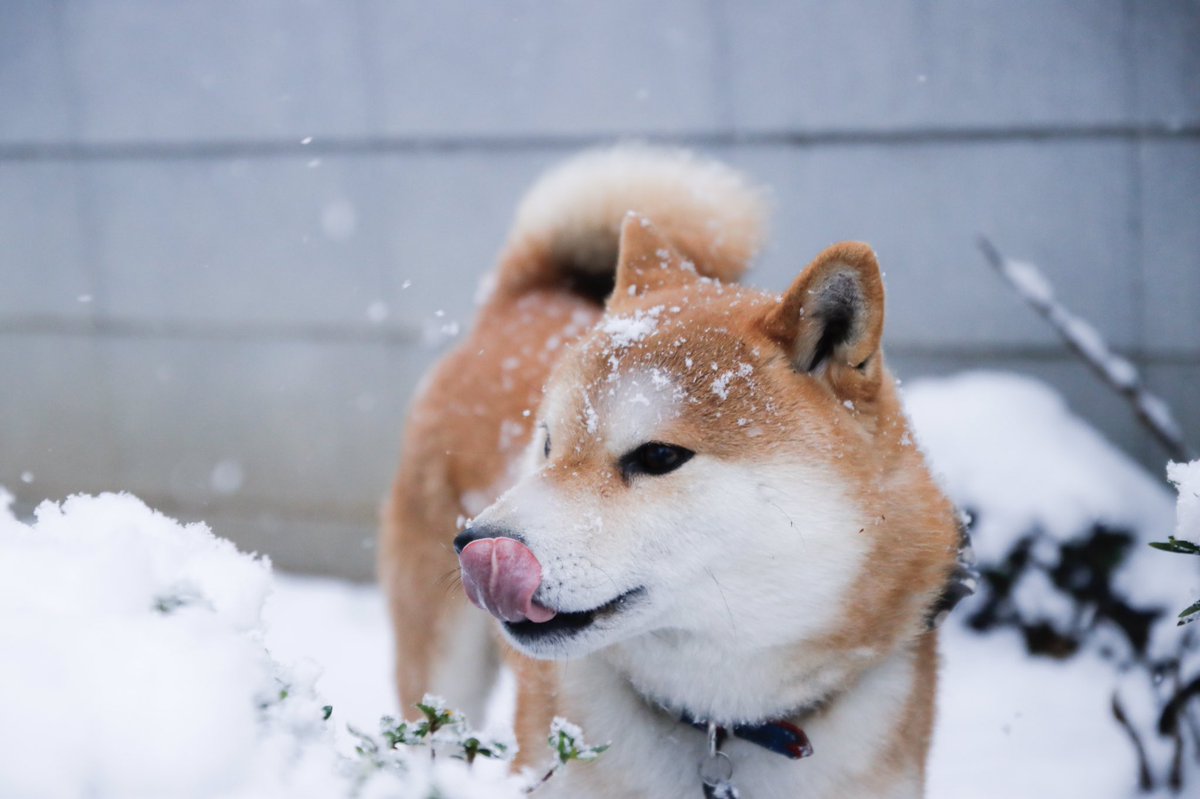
700,721,739,799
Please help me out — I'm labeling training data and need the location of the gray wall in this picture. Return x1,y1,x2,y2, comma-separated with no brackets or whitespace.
2,0,1197,580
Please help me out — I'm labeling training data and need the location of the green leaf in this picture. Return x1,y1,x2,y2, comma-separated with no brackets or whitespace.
414,695,457,738
1177,599,1200,626
1149,536,1200,555
379,716,413,748
457,736,509,764
153,595,188,614
347,724,380,759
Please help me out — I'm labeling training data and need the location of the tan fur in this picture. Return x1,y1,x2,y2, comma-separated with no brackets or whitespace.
381,146,767,762
380,146,959,795
503,144,766,289
380,284,600,740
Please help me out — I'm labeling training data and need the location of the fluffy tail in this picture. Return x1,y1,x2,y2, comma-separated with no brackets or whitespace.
490,145,768,303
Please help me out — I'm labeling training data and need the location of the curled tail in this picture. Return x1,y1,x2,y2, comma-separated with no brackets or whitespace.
490,145,769,303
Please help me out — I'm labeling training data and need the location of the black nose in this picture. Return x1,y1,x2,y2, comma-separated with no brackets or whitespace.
452,528,481,554
453,525,519,554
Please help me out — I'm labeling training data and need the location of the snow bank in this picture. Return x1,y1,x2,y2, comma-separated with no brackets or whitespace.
0,492,310,799
929,623,1138,799
263,574,397,735
906,372,1200,793
0,491,523,799
905,371,1195,629
904,371,1173,560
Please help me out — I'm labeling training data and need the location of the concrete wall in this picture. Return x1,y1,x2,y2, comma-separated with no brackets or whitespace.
2,0,1197,579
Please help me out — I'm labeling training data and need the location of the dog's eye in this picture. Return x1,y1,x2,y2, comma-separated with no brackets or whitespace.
620,442,694,479
542,429,551,459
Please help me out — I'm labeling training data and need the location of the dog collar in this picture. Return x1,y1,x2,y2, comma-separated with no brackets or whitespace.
679,709,814,760
925,520,979,630
651,699,823,799
681,711,815,799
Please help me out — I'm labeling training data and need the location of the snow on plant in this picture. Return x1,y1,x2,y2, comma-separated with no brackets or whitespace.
525,717,611,793
1151,460,1200,625
0,490,603,799
343,701,527,798
978,237,1192,463
1169,461,1200,539
347,694,513,773
344,697,617,798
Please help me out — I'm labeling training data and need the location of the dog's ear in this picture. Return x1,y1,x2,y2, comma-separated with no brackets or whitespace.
760,242,885,381
609,212,699,307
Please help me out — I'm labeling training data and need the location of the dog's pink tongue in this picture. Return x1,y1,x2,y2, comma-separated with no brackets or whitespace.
459,538,557,624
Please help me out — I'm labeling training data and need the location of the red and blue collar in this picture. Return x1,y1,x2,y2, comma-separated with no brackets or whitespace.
679,709,814,760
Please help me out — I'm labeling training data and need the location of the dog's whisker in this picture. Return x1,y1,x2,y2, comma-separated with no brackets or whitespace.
762,491,804,545
580,553,623,597
703,566,737,635
436,566,463,595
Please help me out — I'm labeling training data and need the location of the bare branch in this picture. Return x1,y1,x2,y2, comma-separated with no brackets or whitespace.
978,236,1193,463
1112,692,1156,792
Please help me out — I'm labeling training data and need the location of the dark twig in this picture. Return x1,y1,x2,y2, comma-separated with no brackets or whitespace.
1158,675,1200,737
524,763,560,794
978,236,1193,463
1112,692,1156,792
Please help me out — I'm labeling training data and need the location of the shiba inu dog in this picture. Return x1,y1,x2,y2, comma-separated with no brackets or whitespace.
381,147,966,798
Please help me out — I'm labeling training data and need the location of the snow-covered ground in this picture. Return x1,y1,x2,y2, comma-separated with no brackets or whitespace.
0,492,529,799
262,574,1145,799
2,371,1196,797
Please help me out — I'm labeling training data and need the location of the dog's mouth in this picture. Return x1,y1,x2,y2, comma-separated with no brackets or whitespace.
504,586,646,642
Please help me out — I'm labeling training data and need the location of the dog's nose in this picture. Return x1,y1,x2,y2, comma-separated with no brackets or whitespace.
453,524,509,554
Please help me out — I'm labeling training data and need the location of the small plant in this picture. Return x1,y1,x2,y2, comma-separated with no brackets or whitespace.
459,734,508,766
1149,537,1200,626
526,717,610,793
344,697,607,795
547,717,609,764
348,694,513,774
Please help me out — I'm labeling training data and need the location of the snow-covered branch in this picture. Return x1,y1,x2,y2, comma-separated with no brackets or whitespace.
977,236,1194,463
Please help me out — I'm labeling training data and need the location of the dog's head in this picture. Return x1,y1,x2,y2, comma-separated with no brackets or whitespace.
458,213,957,681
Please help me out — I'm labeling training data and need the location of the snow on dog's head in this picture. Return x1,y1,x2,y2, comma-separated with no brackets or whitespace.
465,215,960,720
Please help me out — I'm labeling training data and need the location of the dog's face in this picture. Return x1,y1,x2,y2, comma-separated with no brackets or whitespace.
460,214,954,671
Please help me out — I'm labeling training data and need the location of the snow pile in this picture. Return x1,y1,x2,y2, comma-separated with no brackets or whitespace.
905,371,1196,641
262,574,397,735
0,491,524,799
905,371,1173,560
906,372,1200,793
929,622,1140,799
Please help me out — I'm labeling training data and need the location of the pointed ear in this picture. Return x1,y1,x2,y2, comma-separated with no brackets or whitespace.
761,242,885,374
610,212,699,306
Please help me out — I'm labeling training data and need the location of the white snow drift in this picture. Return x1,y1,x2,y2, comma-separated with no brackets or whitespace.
0,491,524,799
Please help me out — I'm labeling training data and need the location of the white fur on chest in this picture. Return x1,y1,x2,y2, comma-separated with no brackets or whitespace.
541,646,921,799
